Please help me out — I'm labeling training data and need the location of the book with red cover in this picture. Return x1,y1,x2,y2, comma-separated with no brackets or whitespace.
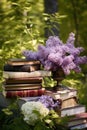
5,77,43,84
6,88,45,98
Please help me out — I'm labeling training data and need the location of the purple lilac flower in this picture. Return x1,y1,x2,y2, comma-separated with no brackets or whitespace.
48,53,63,66
46,36,63,47
38,95,60,110
74,56,87,65
22,50,38,60
66,32,75,45
22,32,87,75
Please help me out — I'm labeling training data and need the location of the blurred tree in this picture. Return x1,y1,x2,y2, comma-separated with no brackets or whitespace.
59,0,87,49
44,0,59,37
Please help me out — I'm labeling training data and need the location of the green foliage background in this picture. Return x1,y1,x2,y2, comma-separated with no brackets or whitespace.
0,0,87,106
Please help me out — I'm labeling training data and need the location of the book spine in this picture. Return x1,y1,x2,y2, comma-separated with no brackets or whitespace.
3,71,51,78
4,64,40,72
5,77,43,84
6,88,45,98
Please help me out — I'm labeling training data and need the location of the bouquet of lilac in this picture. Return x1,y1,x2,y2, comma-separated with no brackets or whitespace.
22,33,87,75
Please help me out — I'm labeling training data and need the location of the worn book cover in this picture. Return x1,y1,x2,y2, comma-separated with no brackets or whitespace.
6,88,45,98
45,86,77,100
3,70,51,79
4,83,42,91
7,58,40,66
61,96,78,109
69,123,87,130
68,112,87,127
5,77,43,84
4,63,40,72
61,104,86,117
18,96,40,107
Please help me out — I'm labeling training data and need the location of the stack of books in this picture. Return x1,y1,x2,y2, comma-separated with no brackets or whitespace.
3,58,51,98
44,85,87,129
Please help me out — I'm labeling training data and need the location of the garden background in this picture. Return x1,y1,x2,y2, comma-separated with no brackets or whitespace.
0,0,87,108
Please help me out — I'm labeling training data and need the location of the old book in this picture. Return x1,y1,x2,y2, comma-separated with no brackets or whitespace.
6,88,45,98
3,83,42,91
18,96,40,107
69,123,87,130
4,63,40,72
45,86,77,100
3,70,51,79
5,77,43,84
68,112,87,127
61,105,86,117
7,58,40,66
61,97,78,109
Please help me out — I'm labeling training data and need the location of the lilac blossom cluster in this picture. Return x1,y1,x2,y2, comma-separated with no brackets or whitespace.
22,32,87,75
38,95,61,110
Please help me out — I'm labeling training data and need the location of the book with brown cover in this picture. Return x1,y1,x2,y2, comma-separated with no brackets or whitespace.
7,58,40,66
45,86,77,100
5,77,43,84
6,88,45,98
4,83,42,91
4,64,40,72
61,96,78,109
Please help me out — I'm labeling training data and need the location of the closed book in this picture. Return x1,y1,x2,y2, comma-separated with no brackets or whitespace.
69,123,87,130
18,96,40,107
7,58,40,66
68,112,87,127
61,97,78,109
4,64,40,72
3,83,42,91
61,105,86,117
5,77,43,84
45,86,77,100
3,70,51,79
6,88,45,98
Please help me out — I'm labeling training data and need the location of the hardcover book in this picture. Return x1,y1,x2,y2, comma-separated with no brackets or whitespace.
45,86,77,100
5,77,43,84
69,123,87,130
68,112,87,127
6,88,45,98
4,63,40,72
3,70,51,79
61,96,78,109
61,105,86,117
7,58,40,66
3,83,42,91
18,96,40,107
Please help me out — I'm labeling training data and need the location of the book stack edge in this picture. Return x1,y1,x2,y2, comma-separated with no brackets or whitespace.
2,58,51,98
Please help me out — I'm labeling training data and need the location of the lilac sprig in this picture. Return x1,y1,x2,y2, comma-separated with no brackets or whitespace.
38,95,61,110
22,32,87,75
